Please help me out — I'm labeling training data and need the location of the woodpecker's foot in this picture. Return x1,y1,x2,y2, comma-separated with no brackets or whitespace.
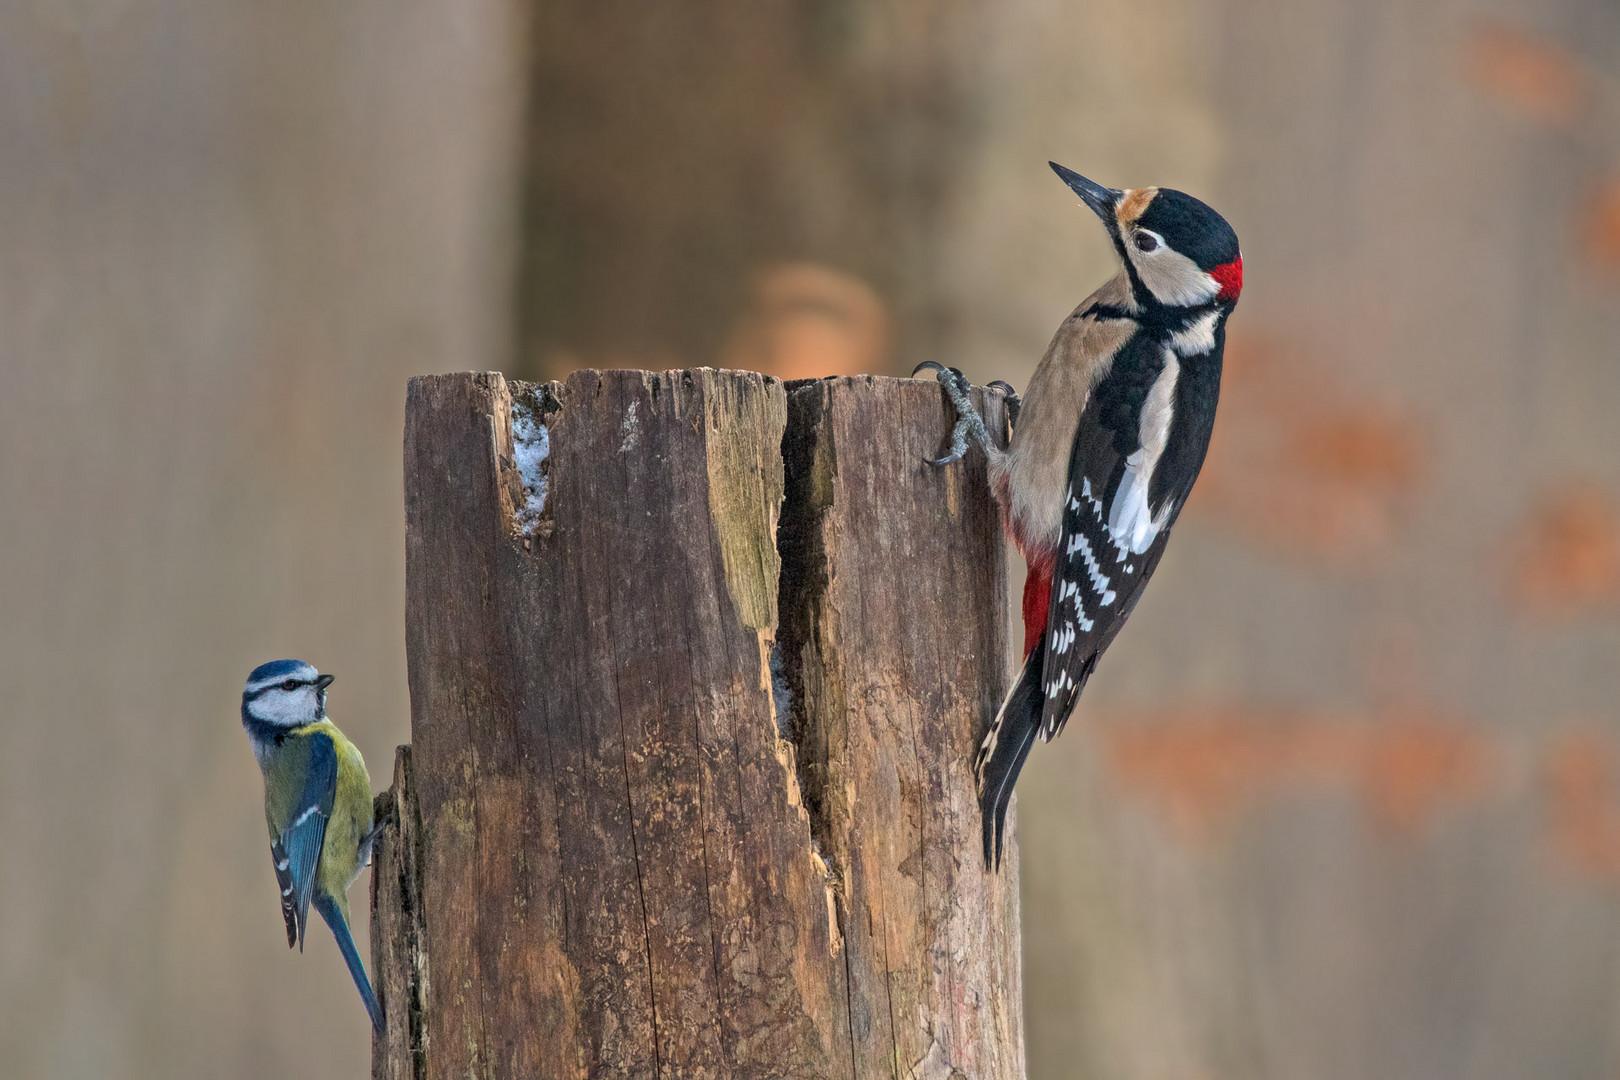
986,380,1022,429
914,361,992,466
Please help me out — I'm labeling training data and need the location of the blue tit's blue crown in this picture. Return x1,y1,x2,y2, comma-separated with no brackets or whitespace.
246,659,317,692
243,659,326,735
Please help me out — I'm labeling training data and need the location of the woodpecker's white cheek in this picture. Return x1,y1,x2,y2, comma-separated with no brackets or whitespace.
1169,310,1219,356
1128,246,1219,308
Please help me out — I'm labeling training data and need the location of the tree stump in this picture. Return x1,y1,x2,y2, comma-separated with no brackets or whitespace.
372,369,1023,1079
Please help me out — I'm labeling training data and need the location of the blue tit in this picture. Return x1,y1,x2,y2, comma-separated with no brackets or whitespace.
241,659,383,1032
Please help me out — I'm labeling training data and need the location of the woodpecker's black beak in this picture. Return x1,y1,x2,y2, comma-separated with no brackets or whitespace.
316,673,335,691
1050,162,1121,226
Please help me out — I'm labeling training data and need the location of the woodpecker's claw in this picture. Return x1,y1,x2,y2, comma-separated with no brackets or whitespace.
914,362,993,467
986,380,1022,428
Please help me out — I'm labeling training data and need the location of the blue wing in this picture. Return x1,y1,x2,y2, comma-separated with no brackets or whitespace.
268,732,338,950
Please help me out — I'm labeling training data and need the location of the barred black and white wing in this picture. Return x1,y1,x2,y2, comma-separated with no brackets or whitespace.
1039,330,1222,741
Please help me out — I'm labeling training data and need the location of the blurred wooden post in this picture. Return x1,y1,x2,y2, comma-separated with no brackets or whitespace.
371,369,1022,1079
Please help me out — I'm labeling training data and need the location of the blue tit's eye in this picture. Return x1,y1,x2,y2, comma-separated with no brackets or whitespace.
282,679,299,691
1134,232,1159,253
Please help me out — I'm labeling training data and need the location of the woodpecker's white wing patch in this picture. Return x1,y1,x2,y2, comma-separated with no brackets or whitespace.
1101,350,1179,556
1106,461,1155,555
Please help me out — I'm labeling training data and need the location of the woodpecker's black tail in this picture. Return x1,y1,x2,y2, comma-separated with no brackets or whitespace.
974,634,1046,870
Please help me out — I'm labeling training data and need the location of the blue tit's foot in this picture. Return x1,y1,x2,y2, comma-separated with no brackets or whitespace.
914,361,993,466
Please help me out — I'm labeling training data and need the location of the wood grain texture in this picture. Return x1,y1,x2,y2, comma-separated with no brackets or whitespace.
375,369,1021,1078
779,377,1023,1079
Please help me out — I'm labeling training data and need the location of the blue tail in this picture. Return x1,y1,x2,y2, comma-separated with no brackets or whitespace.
313,891,384,1033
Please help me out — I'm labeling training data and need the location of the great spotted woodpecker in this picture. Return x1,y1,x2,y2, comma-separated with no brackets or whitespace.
918,162,1242,867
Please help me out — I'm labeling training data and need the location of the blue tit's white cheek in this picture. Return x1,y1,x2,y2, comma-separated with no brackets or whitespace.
249,686,320,727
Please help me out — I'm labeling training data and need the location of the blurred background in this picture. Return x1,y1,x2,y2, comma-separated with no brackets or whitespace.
3,1,1619,1077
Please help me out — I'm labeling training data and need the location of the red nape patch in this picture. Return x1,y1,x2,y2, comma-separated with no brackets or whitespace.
1022,559,1054,658
1211,256,1243,301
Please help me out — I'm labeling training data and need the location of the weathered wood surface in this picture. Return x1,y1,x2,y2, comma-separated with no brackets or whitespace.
778,378,1023,1078
371,747,426,1080
374,368,1020,1079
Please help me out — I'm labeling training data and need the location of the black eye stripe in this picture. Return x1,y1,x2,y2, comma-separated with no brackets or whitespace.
244,679,312,701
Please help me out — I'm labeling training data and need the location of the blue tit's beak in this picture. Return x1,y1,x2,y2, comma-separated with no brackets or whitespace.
1049,162,1121,227
316,673,335,691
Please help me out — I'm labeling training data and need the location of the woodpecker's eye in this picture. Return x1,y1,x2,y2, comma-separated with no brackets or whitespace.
282,679,299,691
1134,232,1159,253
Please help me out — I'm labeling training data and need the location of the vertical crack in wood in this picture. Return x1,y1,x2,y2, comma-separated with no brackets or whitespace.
774,375,1023,1079
776,380,862,1076
611,648,663,1078
882,907,901,1080
403,754,429,1080
692,695,724,991
463,665,491,1080
775,382,840,877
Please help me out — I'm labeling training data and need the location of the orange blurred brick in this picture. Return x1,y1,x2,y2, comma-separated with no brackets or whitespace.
1510,484,1620,615
1465,22,1587,128
1190,332,1422,562
1364,713,1492,832
1582,178,1620,273
1544,729,1620,876
1100,703,1493,842
719,261,888,380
